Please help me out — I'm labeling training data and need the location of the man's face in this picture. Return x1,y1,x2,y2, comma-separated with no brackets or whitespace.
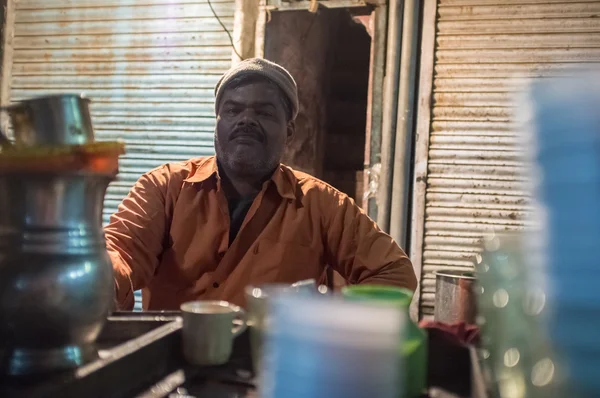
215,80,293,177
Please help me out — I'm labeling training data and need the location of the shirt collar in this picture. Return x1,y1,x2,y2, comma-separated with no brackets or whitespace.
184,156,297,200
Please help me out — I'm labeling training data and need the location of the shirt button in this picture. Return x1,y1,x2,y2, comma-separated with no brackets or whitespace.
213,282,219,288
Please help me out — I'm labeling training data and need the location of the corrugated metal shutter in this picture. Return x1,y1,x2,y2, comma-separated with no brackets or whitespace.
9,0,236,311
419,0,600,316
9,0,235,224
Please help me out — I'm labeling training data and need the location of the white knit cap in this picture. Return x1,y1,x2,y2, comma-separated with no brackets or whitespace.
214,58,299,120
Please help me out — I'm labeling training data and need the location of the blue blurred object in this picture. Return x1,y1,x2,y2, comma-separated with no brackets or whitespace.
529,71,600,397
259,294,404,398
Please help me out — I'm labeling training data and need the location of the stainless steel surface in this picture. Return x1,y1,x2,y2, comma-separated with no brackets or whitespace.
181,301,247,366
0,172,114,375
389,0,420,250
5,94,94,146
434,271,477,324
289,278,317,291
375,0,402,232
416,1,600,317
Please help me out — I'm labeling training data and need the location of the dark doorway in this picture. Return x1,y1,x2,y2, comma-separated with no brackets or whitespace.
264,7,372,205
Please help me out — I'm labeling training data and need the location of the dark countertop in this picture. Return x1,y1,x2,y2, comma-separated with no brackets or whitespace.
1,312,481,398
133,328,477,398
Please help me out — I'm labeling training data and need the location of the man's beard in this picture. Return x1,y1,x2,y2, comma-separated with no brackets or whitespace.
214,133,280,177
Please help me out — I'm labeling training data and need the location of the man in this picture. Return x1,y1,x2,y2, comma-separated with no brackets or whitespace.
106,58,417,310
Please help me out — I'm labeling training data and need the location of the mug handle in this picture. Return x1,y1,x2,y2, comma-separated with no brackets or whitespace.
232,307,248,337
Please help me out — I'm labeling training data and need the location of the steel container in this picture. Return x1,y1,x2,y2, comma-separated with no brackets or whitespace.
434,271,477,324
5,94,94,147
0,95,115,375
0,173,114,375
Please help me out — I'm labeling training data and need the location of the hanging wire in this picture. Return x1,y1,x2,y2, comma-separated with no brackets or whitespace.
207,0,244,60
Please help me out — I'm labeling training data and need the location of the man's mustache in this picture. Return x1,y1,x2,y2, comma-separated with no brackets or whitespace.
230,124,265,143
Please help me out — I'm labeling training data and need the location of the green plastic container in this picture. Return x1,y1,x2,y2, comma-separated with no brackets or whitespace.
341,285,427,398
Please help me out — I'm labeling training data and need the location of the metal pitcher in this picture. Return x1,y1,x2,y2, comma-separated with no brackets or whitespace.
0,94,94,148
0,94,115,375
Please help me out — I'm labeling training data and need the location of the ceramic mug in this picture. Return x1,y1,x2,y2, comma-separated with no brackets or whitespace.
180,300,247,366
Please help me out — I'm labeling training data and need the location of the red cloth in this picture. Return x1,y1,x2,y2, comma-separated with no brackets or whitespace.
419,320,480,346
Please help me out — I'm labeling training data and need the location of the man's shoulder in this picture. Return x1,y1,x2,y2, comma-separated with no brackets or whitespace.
283,165,349,203
144,157,212,181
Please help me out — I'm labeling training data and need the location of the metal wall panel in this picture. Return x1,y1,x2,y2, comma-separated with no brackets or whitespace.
419,0,600,316
9,0,235,311
9,0,235,225
266,0,368,10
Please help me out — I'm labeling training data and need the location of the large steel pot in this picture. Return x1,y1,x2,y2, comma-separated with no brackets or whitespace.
0,94,116,375
434,271,477,324
0,173,114,375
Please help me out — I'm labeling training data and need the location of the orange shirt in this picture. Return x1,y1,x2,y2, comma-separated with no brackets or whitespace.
105,156,416,310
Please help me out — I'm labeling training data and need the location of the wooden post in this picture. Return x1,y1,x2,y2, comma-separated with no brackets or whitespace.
409,0,438,322
0,0,14,134
232,0,261,64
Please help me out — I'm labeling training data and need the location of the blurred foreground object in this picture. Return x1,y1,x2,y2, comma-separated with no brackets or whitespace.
245,281,322,378
478,234,566,398
0,94,124,375
260,294,404,398
342,284,427,398
526,70,600,397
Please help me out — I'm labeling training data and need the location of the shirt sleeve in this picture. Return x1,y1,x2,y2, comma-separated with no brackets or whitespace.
322,190,418,292
104,169,169,310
